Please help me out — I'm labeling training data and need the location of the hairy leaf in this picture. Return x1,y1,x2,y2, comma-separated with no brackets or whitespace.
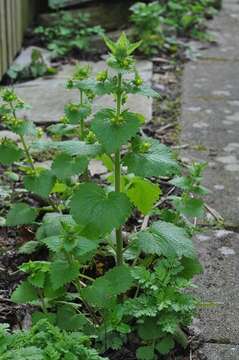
52,153,88,180
50,260,80,290
126,177,160,214
124,138,180,177
11,280,38,304
91,109,143,153
6,203,37,226
70,183,131,237
137,221,195,258
0,141,23,165
24,170,56,198
82,265,133,307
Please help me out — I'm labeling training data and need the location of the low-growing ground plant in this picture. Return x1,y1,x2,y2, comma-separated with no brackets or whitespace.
0,33,204,359
34,10,104,57
6,49,57,83
130,0,216,56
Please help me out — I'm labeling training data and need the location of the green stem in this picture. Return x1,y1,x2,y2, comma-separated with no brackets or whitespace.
80,90,84,140
19,134,35,171
115,73,123,266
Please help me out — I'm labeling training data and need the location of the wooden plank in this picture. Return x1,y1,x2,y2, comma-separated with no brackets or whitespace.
0,0,38,79
0,0,8,77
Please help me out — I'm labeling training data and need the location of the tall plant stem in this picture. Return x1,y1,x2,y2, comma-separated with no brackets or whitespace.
115,73,123,266
80,90,84,140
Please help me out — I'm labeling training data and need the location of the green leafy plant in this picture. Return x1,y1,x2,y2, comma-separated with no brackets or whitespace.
7,49,57,82
0,319,107,359
130,1,167,56
130,0,216,56
0,33,205,359
34,11,104,57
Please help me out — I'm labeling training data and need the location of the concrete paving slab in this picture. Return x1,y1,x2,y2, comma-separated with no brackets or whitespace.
14,61,153,124
180,0,239,355
193,230,239,344
200,344,239,360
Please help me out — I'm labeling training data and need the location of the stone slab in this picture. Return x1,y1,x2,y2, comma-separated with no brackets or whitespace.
14,61,153,124
193,230,239,344
200,344,239,360
13,46,52,68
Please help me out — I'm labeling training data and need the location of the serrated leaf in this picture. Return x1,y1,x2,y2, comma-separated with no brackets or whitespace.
6,203,38,226
137,221,195,258
11,280,38,304
36,213,76,240
50,260,80,290
31,140,102,158
11,120,37,137
126,177,160,214
124,138,180,177
136,346,154,360
82,265,133,308
52,153,88,180
91,109,142,154
128,84,160,98
0,141,23,165
41,236,62,252
24,170,56,198
65,103,91,124
180,257,203,280
70,183,131,237
171,196,204,218
56,305,88,331
138,317,163,341
156,337,175,355
19,241,41,254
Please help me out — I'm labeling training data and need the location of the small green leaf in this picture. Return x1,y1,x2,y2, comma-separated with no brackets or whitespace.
126,177,161,214
180,257,203,279
24,170,56,198
19,241,41,254
50,260,80,290
65,103,91,124
52,153,88,180
11,120,37,137
11,280,38,304
6,203,37,226
156,337,175,355
70,183,131,237
136,346,154,360
0,141,23,165
91,109,142,154
171,196,204,218
124,138,180,177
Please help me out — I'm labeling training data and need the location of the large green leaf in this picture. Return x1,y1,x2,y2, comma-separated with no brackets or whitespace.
91,109,143,153
50,260,80,290
31,140,102,157
0,141,23,165
6,203,38,226
52,153,88,180
82,265,133,308
24,170,56,198
70,183,131,237
137,221,195,258
136,346,155,360
124,138,180,177
11,280,38,304
126,177,161,214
